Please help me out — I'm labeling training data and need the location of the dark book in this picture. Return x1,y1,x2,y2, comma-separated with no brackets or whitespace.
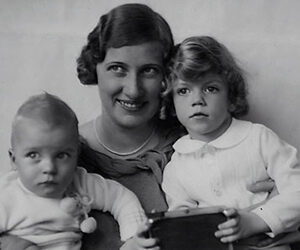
147,207,233,250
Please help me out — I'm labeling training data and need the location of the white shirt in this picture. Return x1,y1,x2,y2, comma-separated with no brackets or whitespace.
0,167,145,249
162,118,300,236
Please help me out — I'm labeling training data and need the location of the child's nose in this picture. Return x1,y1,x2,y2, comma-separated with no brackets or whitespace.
192,90,206,106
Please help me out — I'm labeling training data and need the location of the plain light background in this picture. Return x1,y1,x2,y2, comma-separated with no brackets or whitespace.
0,0,299,173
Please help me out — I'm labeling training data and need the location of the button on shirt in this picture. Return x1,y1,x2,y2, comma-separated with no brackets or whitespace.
162,119,300,236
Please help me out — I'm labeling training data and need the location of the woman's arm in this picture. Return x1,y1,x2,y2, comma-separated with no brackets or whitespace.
247,179,276,196
255,231,300,249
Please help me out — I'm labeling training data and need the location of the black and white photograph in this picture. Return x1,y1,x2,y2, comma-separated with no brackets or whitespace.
0,1,300,249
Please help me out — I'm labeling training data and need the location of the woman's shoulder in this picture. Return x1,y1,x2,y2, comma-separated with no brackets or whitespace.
79,120,94,140
156,118,186,146
79,119,100,150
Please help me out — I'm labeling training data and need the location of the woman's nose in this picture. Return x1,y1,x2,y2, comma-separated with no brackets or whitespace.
124,74,143,98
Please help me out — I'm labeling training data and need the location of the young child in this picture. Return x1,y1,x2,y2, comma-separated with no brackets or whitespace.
0,93,146,250
162,36,300,247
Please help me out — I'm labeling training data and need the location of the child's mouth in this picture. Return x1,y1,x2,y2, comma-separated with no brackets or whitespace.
189,112,209,118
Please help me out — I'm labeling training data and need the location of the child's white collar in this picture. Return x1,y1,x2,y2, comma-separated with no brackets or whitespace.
173,118,252,154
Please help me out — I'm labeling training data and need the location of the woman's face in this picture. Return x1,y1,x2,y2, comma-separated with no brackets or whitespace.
96,42,164,129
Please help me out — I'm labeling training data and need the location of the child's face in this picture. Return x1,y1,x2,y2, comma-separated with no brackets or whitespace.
10,118,78,198
173,73,232,142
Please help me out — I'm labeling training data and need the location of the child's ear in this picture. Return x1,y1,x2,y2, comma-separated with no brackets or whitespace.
228,103,236,113
8,148,17,170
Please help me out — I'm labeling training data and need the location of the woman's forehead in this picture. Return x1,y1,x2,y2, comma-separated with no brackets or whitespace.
104,42,164,65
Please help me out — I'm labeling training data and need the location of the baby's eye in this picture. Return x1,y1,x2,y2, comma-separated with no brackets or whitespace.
204,86,219,93
56,152,70,160
26,152,39,159
176,88,190,95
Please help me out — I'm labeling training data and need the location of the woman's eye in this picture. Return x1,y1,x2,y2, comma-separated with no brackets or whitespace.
108,65,126,75
204,86,219,93
142,67,159,77
26,152,39,159
56,152,70,160
176,88,190,95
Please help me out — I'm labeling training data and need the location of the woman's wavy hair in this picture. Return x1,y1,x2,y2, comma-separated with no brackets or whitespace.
164,36,249,118
77,3,174,85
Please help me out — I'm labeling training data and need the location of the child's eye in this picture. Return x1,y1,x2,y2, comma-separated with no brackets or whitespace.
176,88,190,95
204,86,219,93
26,152,39,159
56,152,70,160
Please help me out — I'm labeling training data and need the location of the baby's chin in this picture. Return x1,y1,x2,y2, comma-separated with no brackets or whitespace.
32,184,65,199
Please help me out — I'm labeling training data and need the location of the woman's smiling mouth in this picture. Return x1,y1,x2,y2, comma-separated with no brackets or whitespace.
117,100,145,111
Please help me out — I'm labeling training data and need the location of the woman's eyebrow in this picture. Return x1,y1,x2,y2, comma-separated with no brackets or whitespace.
142,63,162,67
105,61,126,65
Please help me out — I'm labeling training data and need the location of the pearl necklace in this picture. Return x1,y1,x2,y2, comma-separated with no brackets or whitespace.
93,118,155,156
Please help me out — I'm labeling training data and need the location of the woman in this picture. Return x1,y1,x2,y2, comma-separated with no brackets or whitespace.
76,3,184,249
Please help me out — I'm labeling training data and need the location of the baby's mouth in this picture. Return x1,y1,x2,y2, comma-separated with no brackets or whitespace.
40,180,57,185
40,177,57,185
117,100,145,111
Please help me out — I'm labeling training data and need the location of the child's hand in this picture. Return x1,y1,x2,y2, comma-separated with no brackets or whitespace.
120,222,159,250
214,208,240,243
214,208,270,243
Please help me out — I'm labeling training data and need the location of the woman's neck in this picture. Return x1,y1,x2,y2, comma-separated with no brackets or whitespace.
95,115,157,156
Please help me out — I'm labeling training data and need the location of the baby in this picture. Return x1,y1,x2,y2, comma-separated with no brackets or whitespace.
0,93,145,250
162,36,300,249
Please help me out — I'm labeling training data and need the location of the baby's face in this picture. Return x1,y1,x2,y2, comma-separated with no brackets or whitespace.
10,117,78,198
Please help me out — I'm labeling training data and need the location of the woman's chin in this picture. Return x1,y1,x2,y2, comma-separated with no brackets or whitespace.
114,114,154,129
112,108,157,129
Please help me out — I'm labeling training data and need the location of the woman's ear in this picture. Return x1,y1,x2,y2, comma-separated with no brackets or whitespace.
95,63,101,84
161,81,167,92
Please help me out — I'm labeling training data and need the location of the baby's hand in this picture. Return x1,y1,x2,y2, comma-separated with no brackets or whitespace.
120,222,160,250
0,235,40,250
215,208,269,243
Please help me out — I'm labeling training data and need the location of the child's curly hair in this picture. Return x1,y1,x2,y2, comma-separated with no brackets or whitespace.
164,36,249,118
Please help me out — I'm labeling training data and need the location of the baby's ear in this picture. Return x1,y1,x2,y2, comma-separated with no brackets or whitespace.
8,148,15,161
8,149,17,170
